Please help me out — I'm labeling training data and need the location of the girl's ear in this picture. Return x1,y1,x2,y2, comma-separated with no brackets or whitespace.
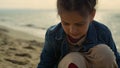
92,10,96,18
90,10,96,22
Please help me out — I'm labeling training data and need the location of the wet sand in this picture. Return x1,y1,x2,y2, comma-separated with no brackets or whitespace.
0,25,44,68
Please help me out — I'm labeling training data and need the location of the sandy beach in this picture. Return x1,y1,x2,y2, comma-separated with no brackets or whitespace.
0,25,44,68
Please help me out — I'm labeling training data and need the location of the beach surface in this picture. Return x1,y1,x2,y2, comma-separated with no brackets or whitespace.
0,25,44,68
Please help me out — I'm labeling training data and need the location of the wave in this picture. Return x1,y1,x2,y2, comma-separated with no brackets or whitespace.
22,24,46,30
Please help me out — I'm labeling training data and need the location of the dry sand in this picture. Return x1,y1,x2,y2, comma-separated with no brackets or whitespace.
0,25,44,68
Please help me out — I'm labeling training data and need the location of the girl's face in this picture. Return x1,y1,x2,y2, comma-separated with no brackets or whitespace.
60,11,95,39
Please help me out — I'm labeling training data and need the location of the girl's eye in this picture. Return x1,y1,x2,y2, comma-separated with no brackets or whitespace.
75,23,84,27
62,22,69,26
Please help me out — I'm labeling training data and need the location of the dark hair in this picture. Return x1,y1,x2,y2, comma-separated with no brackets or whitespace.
57,0,97,16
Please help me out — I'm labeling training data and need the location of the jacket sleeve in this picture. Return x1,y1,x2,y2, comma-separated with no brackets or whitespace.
106,29,120,68
37,29,57,68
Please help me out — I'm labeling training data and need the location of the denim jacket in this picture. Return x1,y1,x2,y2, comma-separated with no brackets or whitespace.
37,21,120,68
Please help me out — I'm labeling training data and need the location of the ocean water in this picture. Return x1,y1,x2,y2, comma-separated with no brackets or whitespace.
0,9,119,50
0,10,59,39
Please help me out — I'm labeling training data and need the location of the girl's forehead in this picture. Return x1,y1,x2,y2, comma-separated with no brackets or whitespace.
59,10,90,19
60,11,88,21
60,13,87,24
60,11,82,18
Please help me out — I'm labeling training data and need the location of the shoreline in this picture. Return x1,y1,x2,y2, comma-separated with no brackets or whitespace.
0,25,45,42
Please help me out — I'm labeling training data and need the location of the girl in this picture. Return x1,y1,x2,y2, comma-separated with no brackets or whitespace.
37,0,120,68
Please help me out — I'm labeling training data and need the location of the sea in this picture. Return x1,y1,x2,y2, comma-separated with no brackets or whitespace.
0,9,119,51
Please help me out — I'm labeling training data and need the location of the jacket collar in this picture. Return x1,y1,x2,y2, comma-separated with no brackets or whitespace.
85,22,97,44
55,23,66,40
81,21,98,52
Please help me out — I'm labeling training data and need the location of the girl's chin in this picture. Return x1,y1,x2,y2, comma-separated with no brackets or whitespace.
69,34,86,40
70,35,81,39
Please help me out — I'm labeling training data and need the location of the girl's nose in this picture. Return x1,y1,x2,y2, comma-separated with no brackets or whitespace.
69,26,78,34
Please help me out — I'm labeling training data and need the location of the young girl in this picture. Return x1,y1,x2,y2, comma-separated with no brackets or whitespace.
37,0,120,68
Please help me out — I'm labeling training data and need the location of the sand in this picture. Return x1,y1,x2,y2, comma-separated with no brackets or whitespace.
0,25,44,68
